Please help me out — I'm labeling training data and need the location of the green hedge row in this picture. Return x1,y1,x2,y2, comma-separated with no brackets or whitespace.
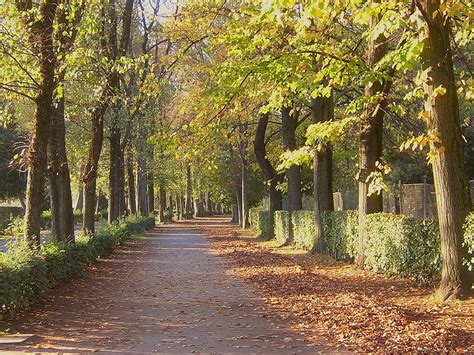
40,209,107,229
250,208,474,279
0,214,155,316
249,208,272,239
274,211,290,245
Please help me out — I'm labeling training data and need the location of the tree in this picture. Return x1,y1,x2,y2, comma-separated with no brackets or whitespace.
415,0,472,300
356,3,391,267
14,0,60,247
311,95,334,252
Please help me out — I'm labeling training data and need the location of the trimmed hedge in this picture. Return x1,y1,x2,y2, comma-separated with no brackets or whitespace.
292,210,315,250
249,208,272,239
0,214,155,316
249,207,260,229
364,213,440,277
321,211,358,261
290,211,444,277
274,211,290,245
258,208,474,279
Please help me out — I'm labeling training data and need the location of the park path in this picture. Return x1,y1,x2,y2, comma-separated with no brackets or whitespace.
0,217,328,353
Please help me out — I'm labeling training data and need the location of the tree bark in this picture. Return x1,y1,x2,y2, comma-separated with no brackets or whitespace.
126,151,137,214
228,144,243,225
48,92,75,242
169,193,174,220
311,95,334,252
108,128,122,222
185,164,193,218
356,9,389,267
254,113,283,237
82,92,107,233
281,106,303,212
21,1,59,248
106,0,135,223
147,171,155,215
159,184,166,222
175,194,181,220
74,185,83,211
137,154,148,216
231,204,238,223
416,0,472,300
240,126,249,228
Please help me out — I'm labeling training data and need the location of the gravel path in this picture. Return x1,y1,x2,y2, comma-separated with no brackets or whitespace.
0,219,330,353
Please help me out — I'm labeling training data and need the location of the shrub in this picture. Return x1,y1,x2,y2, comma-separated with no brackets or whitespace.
292,210,315,250
256,211,272,239
249,207,260,229
364,213,440,277
321,210,358,261
0,215,154,317
274,211,290,245
249,208,272,239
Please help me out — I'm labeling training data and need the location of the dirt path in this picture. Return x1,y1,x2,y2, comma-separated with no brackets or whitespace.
1,218,329,353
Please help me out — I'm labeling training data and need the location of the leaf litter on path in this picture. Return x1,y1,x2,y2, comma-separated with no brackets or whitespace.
200,224,474,352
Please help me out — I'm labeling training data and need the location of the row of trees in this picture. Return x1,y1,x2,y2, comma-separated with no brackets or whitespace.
0,0,472,302
162,0,472,301
0,0,174,238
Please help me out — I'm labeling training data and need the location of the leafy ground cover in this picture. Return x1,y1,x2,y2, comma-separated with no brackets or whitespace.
200,224,474,352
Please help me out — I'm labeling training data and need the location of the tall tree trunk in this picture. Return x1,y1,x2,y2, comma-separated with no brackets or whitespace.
228,144,243,225
281,105,302,244
281,106,303,212
180,194,185,219
169,193,174,220
118,148,127,216
175,194,181,220
48,135,62,238
108,128,122,222
356,9,388,267
147,141,155,216
254,113,283,237
311,95,334,252
126,151,137,215
159,184,166,222
416,0,472,300
231,204,238,223
147,171,155,216
82,93,107,233
74,185,83,211
48,92,74,242
21,1,58,248
137,155,148,216
106,0,135,223
240,126,249,228
185,164,193,218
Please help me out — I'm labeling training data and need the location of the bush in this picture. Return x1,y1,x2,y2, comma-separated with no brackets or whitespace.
364,213,440,277
292,210,315,250
257,210,272,240
249,207,260,229
274,211,290,245
321,210,358,261
249,208,272,240
0,214,154,317
289,210,473,279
